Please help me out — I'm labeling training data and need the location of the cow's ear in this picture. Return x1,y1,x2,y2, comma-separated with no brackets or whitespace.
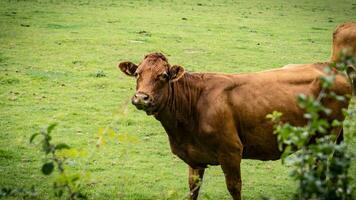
169,65,185,82
118,61,138,77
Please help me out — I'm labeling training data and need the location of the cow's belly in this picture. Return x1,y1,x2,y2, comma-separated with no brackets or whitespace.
168,138,219,168
241,135,282,161
239,123,283,161
242,143,282,160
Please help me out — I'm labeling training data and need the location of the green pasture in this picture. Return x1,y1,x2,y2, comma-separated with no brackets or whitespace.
0,0,355,199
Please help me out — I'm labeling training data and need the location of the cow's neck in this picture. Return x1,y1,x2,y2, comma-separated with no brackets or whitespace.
156,73,204,133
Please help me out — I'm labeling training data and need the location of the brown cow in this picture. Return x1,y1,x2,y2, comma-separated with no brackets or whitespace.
331,22,356,95
118,53,352,200
331,22,356,62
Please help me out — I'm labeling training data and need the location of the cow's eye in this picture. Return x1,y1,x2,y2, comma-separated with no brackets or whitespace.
134,72,139,78
159,73,169,81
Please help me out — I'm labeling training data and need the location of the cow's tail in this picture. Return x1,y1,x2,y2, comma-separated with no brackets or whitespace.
346,65,356,95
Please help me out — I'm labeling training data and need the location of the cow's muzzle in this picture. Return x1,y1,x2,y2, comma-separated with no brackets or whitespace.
131,92,154,111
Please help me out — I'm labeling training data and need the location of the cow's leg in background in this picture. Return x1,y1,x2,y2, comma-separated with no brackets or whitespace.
336,128,344,144
188,166,205,200
219,150,243,200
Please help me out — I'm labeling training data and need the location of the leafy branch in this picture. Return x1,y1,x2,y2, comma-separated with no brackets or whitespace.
30,123,87,200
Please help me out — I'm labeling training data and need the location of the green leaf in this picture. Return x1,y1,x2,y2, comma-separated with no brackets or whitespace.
47,123,58,134
297,94,307,102
71,174,80,182
54,189,63,197
335,95,345,102
323,66,331,73
266,111,282,122
331,120,341,127
29,133,39,143
55,143,70,150
42,162,54,175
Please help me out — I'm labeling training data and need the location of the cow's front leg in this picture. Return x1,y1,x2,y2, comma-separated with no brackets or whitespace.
188,166,205,200
219,151,242,200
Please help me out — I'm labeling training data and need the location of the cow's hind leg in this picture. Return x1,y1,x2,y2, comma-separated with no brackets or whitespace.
332,127,345,163
188,166,205,200
336,128,344,144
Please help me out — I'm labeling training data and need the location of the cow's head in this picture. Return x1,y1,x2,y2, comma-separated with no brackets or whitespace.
118,53,185,115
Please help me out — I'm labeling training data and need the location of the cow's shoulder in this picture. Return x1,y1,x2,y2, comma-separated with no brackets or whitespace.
195,74,240,133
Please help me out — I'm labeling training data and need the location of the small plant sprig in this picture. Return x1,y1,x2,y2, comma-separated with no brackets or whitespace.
30,123,87,200
267,54,355,200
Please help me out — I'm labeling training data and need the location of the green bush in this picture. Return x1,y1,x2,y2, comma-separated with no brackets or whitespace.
267,54,355,200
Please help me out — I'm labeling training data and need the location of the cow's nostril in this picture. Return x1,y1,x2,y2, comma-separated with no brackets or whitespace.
134,92,151,104
143,95,149,101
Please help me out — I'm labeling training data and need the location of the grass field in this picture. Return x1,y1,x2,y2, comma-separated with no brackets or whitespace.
0,0,355,199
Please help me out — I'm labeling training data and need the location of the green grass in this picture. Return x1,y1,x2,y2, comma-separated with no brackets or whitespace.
0,0,355,199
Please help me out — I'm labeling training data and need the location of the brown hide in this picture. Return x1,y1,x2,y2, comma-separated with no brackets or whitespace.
119,53,352,200
155,62,351,163
331,22,356,62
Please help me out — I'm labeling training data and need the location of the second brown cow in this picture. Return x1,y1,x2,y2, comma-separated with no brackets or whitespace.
331,22,356,62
